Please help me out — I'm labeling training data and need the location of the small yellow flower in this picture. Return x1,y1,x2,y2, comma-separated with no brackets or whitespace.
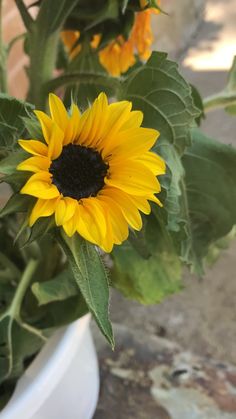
17,93,165,252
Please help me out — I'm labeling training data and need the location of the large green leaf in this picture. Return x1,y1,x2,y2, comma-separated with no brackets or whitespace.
112,213,182,304
120,52,199,153
36,0,80,37
59,233,114,347
182,129,236,273
0,95,34,150
64,0,119,32
31,268,78,305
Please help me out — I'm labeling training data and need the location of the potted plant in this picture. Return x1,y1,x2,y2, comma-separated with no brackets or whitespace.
0,1,236,418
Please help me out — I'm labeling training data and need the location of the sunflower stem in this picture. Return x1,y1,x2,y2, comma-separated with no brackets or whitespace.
203,91,236,112
27,27,60,109
8,259,39,320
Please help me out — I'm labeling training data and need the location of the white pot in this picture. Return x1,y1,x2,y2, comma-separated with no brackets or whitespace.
0,314,99,419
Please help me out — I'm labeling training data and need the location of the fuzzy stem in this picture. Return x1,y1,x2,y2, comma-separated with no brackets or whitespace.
203,91,236,113
9,259,38,319
27,28,60,109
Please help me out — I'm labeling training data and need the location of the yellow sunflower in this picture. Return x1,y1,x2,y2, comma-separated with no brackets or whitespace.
17,93,165,252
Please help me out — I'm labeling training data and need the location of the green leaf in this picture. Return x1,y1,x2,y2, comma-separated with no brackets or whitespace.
64,0,119,32
0,150,27,175
120,52,199,153
0,194,32,218
59,233,114,348
31,269,78,305
0,94,34,150
1,172,30,192
190,84,205,125
37,0,80,37
21,116,43,139
112,213,182,304
15,0,34,30
182,129,236,273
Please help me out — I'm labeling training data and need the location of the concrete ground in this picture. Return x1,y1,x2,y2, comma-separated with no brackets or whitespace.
93,0,236,417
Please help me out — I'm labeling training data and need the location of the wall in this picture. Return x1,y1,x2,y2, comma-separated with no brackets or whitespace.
153,0,205,58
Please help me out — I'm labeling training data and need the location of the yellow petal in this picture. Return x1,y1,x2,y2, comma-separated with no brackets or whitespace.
98,192,129,244
34,110,55,145
148,194,163,207
48,123,64,159
100,101,132,142
17,156,51,173
21,172,59,199
101,187,142,230
106,160,161,196
63,212,78,237
93,200,114,252
119,110,143,131
49,93,69,131
128,195,151,215
55,197,77,226
29,198,58,226
137,151,166,175
18,140,48,156
64,103,81,144
89,93,108,146
102,127,159,160
76,198,107,246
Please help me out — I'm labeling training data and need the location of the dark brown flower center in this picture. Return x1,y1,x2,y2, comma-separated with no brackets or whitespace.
49,144,108,200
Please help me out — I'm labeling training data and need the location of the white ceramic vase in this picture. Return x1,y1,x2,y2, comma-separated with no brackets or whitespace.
0,314,99,419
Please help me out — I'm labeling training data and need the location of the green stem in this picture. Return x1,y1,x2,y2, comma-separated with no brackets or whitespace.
0,0,8,92
15,0,33,30
27,29,60,109
203,91,236,113
43,72,121,97
9,259,38,319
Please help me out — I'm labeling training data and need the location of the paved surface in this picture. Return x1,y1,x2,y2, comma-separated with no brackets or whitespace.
93,0,236,417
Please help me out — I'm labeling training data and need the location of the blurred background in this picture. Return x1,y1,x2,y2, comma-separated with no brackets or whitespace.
2,1,236,418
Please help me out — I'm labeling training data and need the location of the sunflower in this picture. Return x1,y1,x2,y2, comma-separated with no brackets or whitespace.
98,1,160,76
61,2,160,77
17,93,165,252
